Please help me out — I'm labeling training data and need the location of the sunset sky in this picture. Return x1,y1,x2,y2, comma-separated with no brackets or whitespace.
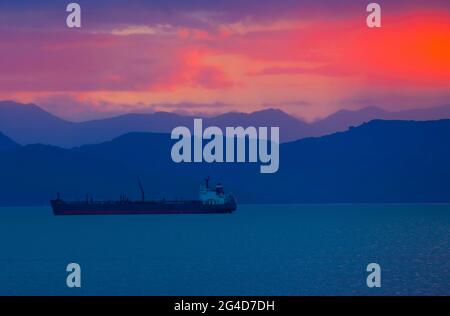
0,0,449,121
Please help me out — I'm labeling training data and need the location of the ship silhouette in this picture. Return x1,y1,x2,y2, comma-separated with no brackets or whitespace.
50,177,237,215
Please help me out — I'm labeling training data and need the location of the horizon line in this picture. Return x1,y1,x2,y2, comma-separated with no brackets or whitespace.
1,99,450,125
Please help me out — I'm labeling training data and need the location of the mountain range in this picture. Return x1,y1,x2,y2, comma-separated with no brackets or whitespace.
1,100,450,147
1,119,449,206
0,132,19,151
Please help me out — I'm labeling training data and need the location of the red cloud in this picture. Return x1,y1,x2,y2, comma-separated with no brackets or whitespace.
0,7,449,121
222,11,450,87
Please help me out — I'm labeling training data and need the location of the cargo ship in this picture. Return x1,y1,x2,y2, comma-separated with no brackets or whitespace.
51,178,237,215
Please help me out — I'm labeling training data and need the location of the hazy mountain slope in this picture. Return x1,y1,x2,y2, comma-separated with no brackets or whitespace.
2,100,450,147
1,119,449,205
0,132,19,151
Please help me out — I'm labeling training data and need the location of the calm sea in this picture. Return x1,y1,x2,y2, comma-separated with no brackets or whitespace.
0,204,448,295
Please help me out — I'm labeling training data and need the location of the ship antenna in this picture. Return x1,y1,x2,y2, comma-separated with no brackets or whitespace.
138,177,145,202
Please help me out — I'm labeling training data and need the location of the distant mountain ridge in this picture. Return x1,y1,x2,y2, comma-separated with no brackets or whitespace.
0,132,19,151
314,105,450,136
0,119,450,205
1,100,450,147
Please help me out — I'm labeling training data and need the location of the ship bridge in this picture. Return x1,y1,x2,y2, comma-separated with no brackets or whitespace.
199,177,227,205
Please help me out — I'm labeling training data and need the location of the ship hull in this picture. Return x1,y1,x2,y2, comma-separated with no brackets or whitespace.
51,200,237,215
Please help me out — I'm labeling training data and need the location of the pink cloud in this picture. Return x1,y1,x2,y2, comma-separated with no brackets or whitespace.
0,5,449,120
0,21,239,94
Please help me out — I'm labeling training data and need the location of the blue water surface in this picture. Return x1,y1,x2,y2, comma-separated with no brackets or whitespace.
0,204,448,295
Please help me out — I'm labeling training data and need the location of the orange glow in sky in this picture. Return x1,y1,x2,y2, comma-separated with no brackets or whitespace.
0,5,449,121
